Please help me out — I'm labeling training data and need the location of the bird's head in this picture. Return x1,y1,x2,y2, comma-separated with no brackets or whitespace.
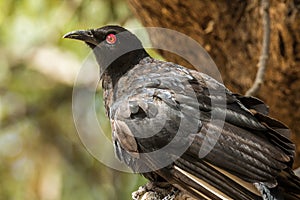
63,25,149,78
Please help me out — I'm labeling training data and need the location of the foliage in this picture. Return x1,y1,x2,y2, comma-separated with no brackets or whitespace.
0,0,147,199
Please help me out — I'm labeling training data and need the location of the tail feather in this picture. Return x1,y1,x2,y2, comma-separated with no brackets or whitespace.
176,155,262,200
156,157,300,200
155,155,263,200
156,166,222,200
276,169,300,198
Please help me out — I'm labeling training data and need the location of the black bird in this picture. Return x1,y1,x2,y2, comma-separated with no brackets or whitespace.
64,25,300,200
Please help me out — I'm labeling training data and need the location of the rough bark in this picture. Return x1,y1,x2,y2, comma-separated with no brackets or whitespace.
128,0,300,167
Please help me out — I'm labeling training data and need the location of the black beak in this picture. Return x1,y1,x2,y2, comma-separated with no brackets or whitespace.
63,30,98,46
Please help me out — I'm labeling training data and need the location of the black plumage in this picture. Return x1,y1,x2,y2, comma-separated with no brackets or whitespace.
64,25,300,200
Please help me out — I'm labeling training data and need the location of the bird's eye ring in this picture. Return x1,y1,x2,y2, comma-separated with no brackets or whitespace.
105,33,117,44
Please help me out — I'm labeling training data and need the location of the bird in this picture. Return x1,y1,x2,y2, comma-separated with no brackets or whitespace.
64,25,300,200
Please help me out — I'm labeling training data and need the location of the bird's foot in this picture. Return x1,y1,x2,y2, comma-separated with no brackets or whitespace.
132,182,179,200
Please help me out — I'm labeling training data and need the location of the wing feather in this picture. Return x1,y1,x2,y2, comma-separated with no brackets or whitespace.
110,61,298,199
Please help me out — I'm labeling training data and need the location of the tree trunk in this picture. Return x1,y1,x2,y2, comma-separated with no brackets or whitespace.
128,0,300,167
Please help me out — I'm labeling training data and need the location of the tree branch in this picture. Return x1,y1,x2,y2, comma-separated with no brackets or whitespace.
245,0,270,96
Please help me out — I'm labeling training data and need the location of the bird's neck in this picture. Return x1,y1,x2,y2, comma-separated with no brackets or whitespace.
101,49,149,87
101,49,149,116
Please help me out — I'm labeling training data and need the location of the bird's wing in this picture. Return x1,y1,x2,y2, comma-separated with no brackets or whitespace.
110,61,297,199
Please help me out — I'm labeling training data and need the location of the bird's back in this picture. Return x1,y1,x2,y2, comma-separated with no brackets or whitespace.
104,57,300,200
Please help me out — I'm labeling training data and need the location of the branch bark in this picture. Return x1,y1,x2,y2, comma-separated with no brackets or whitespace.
245,0,270,96
128,0,300,167
127,1,300,199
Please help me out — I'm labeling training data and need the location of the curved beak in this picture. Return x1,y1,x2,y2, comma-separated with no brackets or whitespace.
63,30,98,46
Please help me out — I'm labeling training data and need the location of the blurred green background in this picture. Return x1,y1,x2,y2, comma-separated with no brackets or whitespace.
0,0,147,199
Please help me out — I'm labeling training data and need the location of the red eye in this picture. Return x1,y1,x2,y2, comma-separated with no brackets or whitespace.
106,33,117,44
